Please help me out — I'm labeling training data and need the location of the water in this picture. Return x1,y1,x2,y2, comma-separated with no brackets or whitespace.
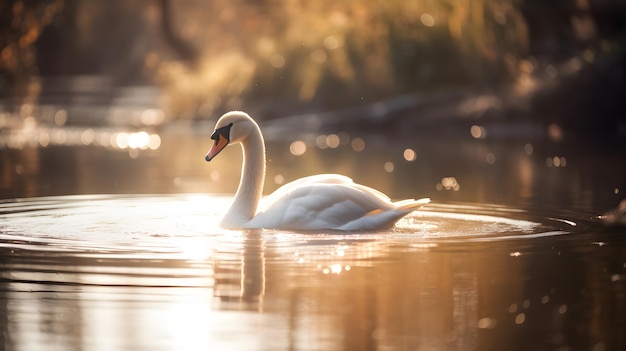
1,120,625,350
0,193,624,351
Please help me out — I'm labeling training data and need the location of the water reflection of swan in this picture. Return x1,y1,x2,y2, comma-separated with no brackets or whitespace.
213,231,265,305
205,111,430,230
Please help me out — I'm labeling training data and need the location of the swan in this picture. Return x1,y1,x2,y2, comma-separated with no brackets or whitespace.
205,111,430,230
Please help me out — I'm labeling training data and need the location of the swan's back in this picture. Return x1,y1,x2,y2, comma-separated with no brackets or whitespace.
247,174,429,230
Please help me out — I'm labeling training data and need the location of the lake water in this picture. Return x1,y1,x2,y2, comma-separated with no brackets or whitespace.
1,120,625,350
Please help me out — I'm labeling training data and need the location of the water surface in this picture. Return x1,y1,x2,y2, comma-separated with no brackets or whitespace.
1,118,626,350
1,194,624,351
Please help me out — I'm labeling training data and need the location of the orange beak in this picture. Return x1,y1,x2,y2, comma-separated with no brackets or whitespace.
205,134,229,161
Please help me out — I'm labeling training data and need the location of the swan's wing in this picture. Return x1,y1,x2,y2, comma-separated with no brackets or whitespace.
250,176,427,230
251,183,384,229
260,174,390,212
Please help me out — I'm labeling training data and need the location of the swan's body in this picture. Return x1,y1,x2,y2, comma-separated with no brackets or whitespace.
205,111,429,230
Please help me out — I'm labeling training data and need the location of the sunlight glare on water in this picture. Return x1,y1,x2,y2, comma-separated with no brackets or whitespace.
0,195,229,257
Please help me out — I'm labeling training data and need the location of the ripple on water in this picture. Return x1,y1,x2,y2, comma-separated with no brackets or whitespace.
0,195,586,251
0,194,589,288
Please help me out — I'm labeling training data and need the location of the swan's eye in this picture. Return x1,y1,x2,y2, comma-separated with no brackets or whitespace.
211,122,233,141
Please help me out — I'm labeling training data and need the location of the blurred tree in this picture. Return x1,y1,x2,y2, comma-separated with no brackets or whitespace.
157,0,200,63
155,0,531,118
36,0,156,84
520,0,626,138
1,0,624,126
0,0,62,105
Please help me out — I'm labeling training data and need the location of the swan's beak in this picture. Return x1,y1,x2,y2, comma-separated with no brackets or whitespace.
205,134,229,161
205,122,233,161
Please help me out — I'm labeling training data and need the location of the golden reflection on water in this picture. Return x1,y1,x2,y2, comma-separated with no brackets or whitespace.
0,115,624,349
0,194,621,350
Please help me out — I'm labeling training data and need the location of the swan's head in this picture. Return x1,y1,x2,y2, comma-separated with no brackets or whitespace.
205,111,258,161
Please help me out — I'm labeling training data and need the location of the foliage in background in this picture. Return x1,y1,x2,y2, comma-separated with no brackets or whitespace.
0,0,624,120
0,0,62,104
155,0,529,117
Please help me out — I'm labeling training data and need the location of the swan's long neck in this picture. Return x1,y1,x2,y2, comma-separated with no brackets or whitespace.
222,124,265,227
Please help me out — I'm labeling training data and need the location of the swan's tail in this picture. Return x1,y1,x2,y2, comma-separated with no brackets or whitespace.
348,198,431,230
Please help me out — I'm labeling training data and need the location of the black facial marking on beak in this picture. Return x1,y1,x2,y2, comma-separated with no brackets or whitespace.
211,122,233,141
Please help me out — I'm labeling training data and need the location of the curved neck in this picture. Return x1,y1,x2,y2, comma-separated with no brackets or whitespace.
222,125,266,227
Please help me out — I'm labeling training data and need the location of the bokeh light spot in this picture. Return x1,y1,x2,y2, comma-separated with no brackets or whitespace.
470,125,486,139
274,174,285,185
315,134,328,149
80,129,95,145
289,140,307,156
326,134,340,148
115,133,129,149
420,13,435,27
39,132,50,147
524,143,533,155
148,134,161,150
128,131,150,149
52,130,67,145
547,124,563,142
477,318,497,329
128,149,139,159
403,148,416,161
547,156,567,168
270,54,285,68
140,109,164,126
384,162,394,173
54,109,67,126
351,138,365,152
323,36,341,50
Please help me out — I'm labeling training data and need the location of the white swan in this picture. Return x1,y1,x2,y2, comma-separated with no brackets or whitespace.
205,111,430,230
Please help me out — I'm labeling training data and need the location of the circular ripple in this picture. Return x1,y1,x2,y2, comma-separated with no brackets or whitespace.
0,195,590,253
0,195,598,289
